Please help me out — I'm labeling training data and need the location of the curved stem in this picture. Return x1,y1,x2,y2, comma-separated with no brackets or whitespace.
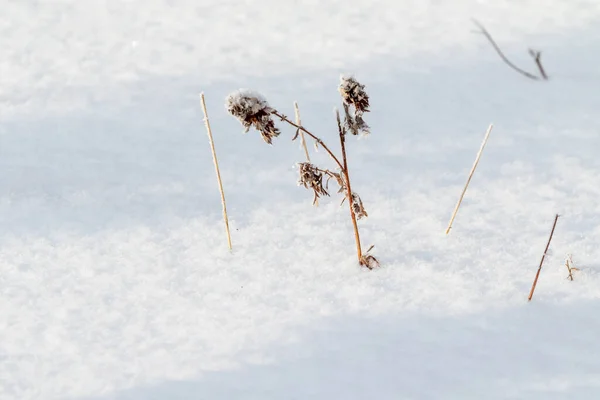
272,110,345,171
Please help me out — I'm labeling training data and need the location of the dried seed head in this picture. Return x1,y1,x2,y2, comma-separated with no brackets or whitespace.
359,245,379,269
226,89,280,144
351,192,368,220
339,75,370,114
360,254,380,269
297,162,330,205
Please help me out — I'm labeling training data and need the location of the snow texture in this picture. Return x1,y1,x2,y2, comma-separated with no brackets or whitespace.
2,1,600,399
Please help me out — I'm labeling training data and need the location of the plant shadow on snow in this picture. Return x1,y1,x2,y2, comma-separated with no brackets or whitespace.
1,31,600,239
80,300,600,400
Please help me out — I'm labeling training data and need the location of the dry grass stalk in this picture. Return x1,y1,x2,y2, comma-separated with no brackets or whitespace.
294,102,311,162
336,108,363,263
528,214,560,301
565,254,579,281
445,123,494,235
200,92,232,250
473,19,549,81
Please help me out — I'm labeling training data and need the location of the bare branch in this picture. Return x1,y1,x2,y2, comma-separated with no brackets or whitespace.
473,19,548,81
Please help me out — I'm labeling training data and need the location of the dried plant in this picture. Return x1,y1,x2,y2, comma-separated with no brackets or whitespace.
226,76,378,268
350,192,368,220
359,245,380,269
565,254,579,281
473,19,548,81
200,93,232,250
339,76,370,136
528,214,560,302
297,162,330,205
226,89,280,144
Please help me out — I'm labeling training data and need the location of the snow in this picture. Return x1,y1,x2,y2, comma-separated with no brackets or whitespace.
2,1,600,399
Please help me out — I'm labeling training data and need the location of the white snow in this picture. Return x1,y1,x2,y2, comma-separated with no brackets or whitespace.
2,1,600,399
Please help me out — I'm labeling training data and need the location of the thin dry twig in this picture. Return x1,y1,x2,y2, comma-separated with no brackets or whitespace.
446,123,494,235
336,108,363,263
473,19,548,81
200,92,232,250
528,214,560,301
565,254,579,281
294,102,311,162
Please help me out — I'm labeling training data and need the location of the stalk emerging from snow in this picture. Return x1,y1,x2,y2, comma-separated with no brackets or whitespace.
445,123,494,235
225,76,378,268
565,254,578,281
200,93,232,250
528,214,560,302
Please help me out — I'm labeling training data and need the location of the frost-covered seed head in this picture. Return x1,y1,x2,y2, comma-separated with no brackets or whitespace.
338,75,370,114
226,89,281,144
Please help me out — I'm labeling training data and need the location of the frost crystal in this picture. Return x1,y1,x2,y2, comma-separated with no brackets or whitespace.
226,89,280,144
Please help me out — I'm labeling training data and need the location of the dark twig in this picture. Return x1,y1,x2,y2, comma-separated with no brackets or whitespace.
473,19,548,81
528,214,560,301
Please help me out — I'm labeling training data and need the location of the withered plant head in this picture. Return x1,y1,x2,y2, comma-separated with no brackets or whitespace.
226,89,280,144
339,75,370,114
338,76,370,136
350,192,368,220
297,162,330,205
359,245,379,269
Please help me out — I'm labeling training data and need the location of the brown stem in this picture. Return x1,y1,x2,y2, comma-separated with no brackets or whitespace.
528,214,560,301
473,19,546,81
336,109,362,263
272,110,345,171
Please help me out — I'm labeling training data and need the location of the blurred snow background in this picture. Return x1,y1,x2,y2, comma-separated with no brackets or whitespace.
1,1,600,399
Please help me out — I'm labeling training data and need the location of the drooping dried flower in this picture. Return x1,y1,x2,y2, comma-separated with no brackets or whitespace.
343,103,370,136
339,75,370,114
226,89,280,144
339,76,370,136
350,192,368,220
297,162,330,205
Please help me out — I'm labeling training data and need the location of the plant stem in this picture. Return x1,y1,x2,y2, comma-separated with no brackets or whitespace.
200,93,233,251
446,123,493,235
565,254,574,281
294,102,311,162
528,214,560,301
272,110,344,171
336,109,362,263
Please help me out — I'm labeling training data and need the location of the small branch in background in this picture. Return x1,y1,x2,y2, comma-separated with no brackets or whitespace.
565,254,579,281
294,102,311,162
336,109,363,263
446,123,494,235
473,19,548,81
528,214,560,301
200,93,233,250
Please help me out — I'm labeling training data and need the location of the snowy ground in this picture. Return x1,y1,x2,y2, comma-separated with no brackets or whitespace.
2,1,600,399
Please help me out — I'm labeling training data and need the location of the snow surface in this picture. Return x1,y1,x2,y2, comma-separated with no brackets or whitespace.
2,1,600,399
